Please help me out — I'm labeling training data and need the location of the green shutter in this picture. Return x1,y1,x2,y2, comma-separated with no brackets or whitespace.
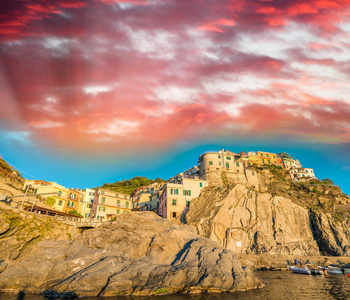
200,182,202,187
226,163,229,168
183,190,185,195
189,190,191,196
170,188,173,194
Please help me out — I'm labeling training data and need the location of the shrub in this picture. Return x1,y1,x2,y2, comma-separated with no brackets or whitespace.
45,196,56,207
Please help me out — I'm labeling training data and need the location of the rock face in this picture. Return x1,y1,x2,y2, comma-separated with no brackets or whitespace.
0,203,76,262
0,212,261,297
311,211,350,256
186,184,320,256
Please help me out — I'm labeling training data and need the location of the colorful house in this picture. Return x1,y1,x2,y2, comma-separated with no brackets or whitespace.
91,189,131,221
256,151,282,167
279,152,302,170
290,168,316,181
159,175,208,219
23,180,83,214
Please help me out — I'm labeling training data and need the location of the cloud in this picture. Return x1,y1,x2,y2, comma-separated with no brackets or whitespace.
1,0,350,154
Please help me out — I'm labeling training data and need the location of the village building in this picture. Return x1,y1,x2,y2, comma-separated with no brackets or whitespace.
79,188,95,218
290,168,316,181
241,152,259,167
91,188,131,220
23,180,83,214
279,152,302,170
159,174,208,219
198,149,244,179
131,182,165,211
256,151,283,168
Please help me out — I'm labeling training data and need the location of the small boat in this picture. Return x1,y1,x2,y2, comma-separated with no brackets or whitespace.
289,266,311,275
326,267,343,275
310,269,324,275
343,268,350,274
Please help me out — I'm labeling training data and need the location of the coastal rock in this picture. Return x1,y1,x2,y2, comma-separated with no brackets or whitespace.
310,211,350,256
0,212,261,297
186,184,319,256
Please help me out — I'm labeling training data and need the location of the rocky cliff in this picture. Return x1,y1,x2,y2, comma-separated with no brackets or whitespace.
0,208,261,297
186,167,350,257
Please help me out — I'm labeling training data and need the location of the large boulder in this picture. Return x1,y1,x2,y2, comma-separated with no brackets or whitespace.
0,212,261,297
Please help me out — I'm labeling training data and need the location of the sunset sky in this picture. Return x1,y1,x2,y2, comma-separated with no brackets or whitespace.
1,0,350,193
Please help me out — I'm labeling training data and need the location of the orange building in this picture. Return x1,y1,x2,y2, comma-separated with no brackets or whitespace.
257,151,283,168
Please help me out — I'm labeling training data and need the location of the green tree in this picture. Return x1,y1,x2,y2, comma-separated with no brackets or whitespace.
322,178,334,185
45,196,56,207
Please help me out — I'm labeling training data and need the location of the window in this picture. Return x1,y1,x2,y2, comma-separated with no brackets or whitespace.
183,190,191,196
124,195,127,199
268,160,270,164
209,161,213,165
126,202,129,208
117,199,120,204
174,189,178,195
200,182,202,187
186,201,190,206
262,159,265,163
172,212,177,218
218,155,221,158
58,191,62,197
226,156,231,160
115,193,119,197
101,197,105,204
236,162,239,167
273,155,275,158
99,206,105,211
172,199,177,205
267,154,269,157
226,163,229,168
306,170,308,173
117,209,120,214
58,200,63,206
252,172,255,175
101,190,105,194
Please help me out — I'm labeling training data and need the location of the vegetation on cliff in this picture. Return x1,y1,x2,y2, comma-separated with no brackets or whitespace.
99,176,164,194
0,157,24,189
0,203,76,262
262,164,350,222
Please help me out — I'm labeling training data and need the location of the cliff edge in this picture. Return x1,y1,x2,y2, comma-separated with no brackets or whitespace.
186,167,350,257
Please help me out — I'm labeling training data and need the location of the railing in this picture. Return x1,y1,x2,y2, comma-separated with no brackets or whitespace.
54,215,83,222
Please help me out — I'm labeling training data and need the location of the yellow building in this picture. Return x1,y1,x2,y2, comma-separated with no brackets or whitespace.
256,151,282,167
243,152,259,167
131,182,165,211
91,188,132,221
23,180,83,214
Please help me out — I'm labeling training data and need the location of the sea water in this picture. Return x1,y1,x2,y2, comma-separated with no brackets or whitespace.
1,271,350,300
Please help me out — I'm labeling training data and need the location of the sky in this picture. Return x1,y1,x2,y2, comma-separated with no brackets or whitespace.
0,0,350,194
